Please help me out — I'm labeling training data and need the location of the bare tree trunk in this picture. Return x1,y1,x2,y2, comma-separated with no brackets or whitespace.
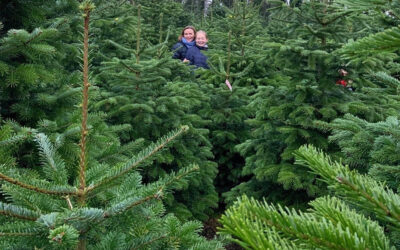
204,0,213,17
196,0,200,14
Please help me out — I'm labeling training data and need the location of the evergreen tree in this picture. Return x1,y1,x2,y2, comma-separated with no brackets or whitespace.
219,145,399,249
89,1,218,221
230,0,392,206
325,0,400,184
308,0,400,195
220,3,400,245
195,0,265,205
329,114,400,188
0,1,223,249
0,18,81,126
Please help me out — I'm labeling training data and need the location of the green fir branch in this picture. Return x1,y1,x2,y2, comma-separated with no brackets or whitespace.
0,202,40,221
104,194,157,218
309,196,390,250
295,145,400,230
374,72,400,89
0,168,77,196
119,61,140,74
86,126,189,194
339,27,400,60
130,234,168,250
0,128,35,146
0,221,42,236
34,133,68,184
104,164,198,217
221,196,344,249
220,195,391,250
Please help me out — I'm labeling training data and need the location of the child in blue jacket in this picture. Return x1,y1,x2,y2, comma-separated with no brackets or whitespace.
184,30,209,69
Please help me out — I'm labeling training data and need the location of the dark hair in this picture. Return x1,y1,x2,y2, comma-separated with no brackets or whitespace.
178,26,196,41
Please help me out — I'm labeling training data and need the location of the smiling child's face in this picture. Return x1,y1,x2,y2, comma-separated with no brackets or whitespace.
195,32,208,47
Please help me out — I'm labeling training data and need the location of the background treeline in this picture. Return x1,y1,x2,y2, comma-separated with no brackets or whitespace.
1,0,400,249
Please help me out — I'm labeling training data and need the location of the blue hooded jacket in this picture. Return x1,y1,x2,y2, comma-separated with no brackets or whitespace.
185,45,209,69
171,38,195,61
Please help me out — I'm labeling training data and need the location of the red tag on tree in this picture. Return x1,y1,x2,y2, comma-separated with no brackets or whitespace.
336,79,347,87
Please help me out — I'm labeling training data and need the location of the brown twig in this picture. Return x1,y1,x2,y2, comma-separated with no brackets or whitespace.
0,232,37,237
0,172,76,196
65,196,74,210
0,209,38,221
78,2,93,207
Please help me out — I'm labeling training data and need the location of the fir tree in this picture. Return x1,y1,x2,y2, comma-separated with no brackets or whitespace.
88,1,219,221
230,0,391,206
0,2,223,249
220,2,400,243
219,145,399,249
0,18,81,126
194,0,265,205
324,0,400,184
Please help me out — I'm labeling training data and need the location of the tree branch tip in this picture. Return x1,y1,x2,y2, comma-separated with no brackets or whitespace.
79,1,95,12
181,125,189,131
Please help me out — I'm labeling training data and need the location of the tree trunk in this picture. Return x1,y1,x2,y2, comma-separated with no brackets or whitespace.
204,0,213,17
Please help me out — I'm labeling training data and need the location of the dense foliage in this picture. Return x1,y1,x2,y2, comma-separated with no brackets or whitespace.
1,0,400,248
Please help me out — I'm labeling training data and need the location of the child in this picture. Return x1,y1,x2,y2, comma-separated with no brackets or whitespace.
184,30,209,69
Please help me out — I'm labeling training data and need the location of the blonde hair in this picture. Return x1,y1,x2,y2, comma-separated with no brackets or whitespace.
196,30,208,39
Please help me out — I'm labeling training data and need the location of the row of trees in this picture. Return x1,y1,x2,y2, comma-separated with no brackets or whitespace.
0,0,223,249
1,0,400,248
218,0,400,248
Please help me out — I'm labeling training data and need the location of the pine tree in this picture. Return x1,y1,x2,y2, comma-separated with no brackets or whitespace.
0,1,223,249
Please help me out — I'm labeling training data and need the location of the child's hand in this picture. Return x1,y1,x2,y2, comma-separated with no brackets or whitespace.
183,58,189,63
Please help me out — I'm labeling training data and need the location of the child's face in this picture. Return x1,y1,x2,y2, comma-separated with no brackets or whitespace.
195,33,208,47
